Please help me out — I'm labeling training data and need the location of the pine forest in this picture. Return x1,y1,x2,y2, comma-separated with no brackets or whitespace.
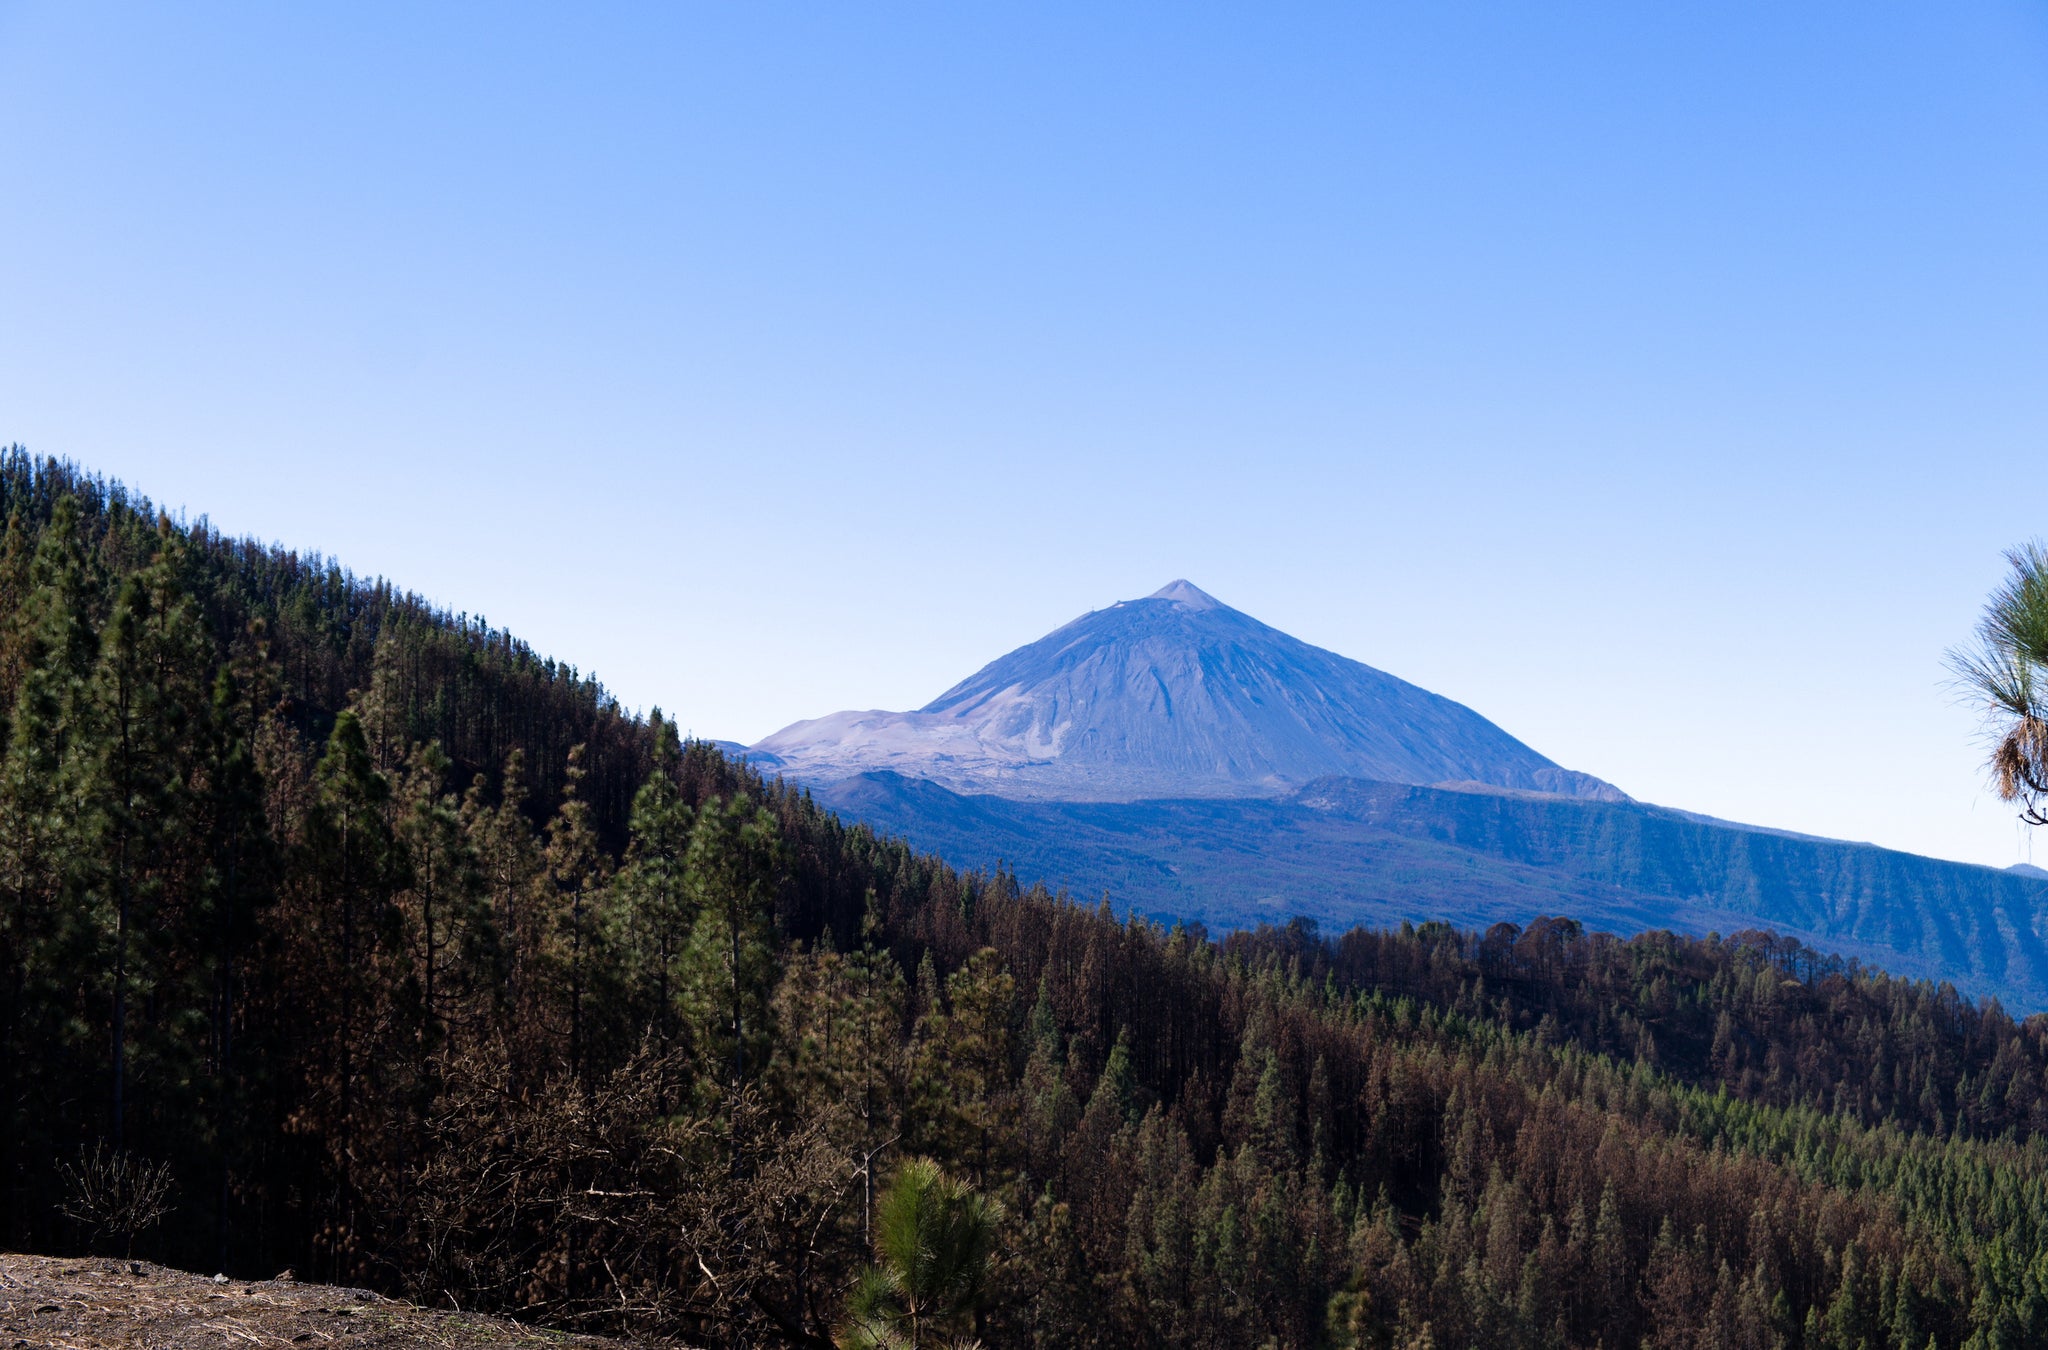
7,451,2048,1350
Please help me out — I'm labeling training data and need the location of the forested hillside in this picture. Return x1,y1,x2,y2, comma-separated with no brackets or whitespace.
9,451,2048,1349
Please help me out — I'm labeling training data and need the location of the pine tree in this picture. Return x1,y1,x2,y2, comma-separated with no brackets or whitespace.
838,1158,1003,1350
79,527,209,1146
191,664,274,1270
0,494,95,1245
679,794,781,1092
777,889,909,1240
543,743,606,1088
394,740,484,1074
305,708,396,1260
0,505,35,713
464,749,543,1074
938,948,1015,1177
603,714,693,1065
1591,1180,1631,1331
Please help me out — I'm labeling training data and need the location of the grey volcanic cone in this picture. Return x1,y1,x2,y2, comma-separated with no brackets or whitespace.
752,581,1623,803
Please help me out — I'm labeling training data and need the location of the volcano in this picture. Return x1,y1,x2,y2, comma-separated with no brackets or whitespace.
751,580,1622,803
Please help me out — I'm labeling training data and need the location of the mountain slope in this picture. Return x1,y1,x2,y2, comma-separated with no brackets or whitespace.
816,770,2048,1010
764,578,2048,1008
754,581,1621,801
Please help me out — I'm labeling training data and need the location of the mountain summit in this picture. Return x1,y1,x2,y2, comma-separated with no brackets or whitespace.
752,582,1623,802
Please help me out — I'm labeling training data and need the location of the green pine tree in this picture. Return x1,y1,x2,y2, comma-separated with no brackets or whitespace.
305,707,396,1248
544,742,607,1087
838,1157,1003,1350
679,794,781,1091
79,526,210,1145
603,714,694,1065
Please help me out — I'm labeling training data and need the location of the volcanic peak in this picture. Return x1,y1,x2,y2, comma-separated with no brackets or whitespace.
751,581,1621,804
1147,578,1223,609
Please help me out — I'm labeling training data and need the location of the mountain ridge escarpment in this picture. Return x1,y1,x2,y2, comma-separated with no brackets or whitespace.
813,768,2048,1009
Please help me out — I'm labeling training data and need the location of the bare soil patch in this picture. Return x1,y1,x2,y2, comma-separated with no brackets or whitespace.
0,1254,628,1349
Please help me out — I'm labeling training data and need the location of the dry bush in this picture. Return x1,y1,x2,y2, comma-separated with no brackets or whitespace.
58,1142,176,1258
395,1045,856,1347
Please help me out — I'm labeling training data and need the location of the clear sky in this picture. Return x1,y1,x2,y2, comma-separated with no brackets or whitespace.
3,4,2047,869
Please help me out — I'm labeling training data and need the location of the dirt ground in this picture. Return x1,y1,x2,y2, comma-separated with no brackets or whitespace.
0,1254,628,1349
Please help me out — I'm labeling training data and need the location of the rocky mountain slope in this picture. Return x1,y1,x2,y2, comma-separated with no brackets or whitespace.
753,581,1622,802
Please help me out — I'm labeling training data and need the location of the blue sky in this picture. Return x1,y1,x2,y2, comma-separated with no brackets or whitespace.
3,3,2047,867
